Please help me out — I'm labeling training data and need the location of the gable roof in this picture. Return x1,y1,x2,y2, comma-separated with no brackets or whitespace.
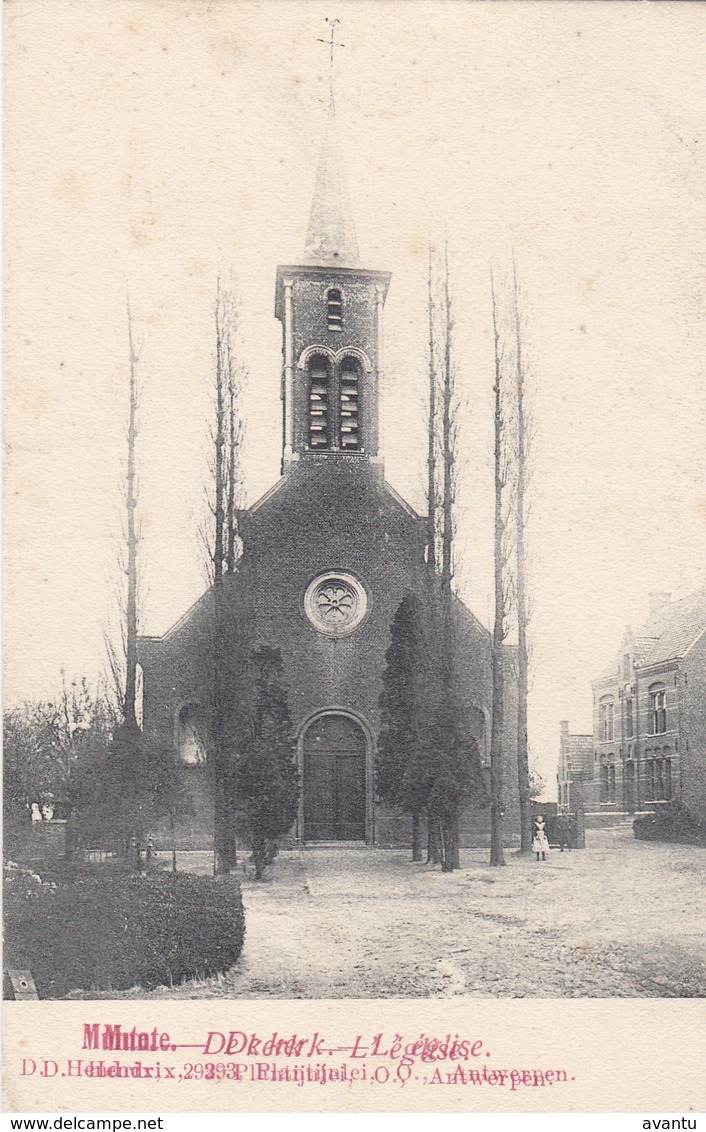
633,636,659,666
592,588,706,684
639,589,706,667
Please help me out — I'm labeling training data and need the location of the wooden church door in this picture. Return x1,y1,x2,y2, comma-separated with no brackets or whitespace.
303,715,366,840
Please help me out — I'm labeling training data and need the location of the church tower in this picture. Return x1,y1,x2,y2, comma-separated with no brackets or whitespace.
274,101,390,471
138,51,513,850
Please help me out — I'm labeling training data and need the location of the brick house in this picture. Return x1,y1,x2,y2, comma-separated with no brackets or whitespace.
137,103,519,849
585,590,706,823
556,721,593,812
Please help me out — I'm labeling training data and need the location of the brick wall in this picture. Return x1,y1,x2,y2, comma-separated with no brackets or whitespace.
682,633,706,823
139,456,520,849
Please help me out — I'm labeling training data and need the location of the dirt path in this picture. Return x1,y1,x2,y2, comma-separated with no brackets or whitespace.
135,829,705,999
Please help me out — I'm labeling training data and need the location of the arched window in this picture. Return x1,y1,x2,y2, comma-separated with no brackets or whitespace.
599,696,614,742
177,704,207,766
338,357,361,451
644,751,657,800
644,748,672,801
649,683,667,734
327,289,343,332
624,759,636,811
599,755,616,803
307,354,331,450
304,352,364,453
624,697,634,739
656,755,669,800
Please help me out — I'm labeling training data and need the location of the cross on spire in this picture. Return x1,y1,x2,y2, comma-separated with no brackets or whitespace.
318,17,344,106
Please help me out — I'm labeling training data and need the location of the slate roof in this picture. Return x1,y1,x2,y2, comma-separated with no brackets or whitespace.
633,636,659,666
639,590,706,667
304,101,360,267
592,589,706,685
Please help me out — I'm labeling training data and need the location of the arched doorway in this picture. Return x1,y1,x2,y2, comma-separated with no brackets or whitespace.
303,714,367,841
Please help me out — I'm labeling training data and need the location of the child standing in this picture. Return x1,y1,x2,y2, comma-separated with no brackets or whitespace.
532,815,550,862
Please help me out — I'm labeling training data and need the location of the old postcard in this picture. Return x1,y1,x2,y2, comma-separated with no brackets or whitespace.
4,0,705,1115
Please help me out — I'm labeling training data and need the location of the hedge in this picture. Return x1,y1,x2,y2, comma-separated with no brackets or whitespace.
633,802,706,847
4,862,246,998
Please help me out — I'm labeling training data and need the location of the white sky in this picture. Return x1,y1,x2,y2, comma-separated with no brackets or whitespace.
5,1,706,796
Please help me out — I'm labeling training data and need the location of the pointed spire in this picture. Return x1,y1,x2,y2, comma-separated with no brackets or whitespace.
304,76,360,266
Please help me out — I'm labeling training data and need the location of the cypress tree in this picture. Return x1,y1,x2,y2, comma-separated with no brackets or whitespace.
234,646,299,879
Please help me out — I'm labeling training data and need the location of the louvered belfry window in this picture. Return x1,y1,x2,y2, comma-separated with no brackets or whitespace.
339,357,360,451
306,353,362,452
308,354,331,450
327,289,343,331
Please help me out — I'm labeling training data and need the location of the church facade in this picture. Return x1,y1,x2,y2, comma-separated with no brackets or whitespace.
138,105,519,850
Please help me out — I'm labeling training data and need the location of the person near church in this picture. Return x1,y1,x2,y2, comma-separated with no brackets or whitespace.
532,815,549,861
555,812,572,852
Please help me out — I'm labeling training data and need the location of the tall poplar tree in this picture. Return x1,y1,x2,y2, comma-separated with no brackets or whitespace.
511,255,533,853
489,268,510,867
207,277,247,874
77,301,180,863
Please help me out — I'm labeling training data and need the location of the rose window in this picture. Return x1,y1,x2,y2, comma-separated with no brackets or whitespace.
316,582,356,624
304,572,368,636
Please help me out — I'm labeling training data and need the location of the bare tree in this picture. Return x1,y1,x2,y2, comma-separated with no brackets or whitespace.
225,334,244,573
511,253,533,853
211,278,231,874
438,239,461,870
87,300,185,866
424,244,441,865
207,276,246,875
124,302,141,731
105,299,142,724
440,242,455,639
426,244,438,574
489,267,510,867
201,279,245,582
421,241,470,872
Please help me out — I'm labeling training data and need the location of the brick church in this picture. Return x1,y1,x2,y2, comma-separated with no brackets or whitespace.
138,101,519,849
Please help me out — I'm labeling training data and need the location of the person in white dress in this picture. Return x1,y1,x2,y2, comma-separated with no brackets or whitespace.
532,816,550,861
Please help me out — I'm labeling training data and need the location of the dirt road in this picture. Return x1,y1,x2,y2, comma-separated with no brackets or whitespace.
132,828,706,1000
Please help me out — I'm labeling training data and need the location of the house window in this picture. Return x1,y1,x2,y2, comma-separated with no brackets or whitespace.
327,289,343,332
625,698,633,739
339,357,360,451
645,756,656,800
624,760,636,810
656,757,671,801
649,685,667,734
623,653,632,681
644,750,672,801
600,759,616,804
307,354,331,450
599,697,614,742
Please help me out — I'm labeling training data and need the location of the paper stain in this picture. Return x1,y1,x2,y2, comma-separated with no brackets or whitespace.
406,236,428,261
188,257,208,280
210,30,242,75
130,193,158,248
54,173,86,204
